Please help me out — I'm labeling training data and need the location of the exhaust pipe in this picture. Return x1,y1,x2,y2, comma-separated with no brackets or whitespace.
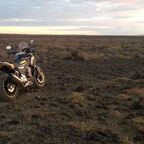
11,74,24,86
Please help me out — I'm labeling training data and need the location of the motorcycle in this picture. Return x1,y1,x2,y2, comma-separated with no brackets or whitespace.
0,40,45,101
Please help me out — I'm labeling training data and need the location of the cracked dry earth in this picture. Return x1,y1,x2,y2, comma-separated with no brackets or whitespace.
0,35,143,144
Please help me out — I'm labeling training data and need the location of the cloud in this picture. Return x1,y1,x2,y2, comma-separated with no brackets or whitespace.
0,18,41,22
69,16,114,22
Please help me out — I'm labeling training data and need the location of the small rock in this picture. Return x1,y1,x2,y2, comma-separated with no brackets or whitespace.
32,114,40,119
130,102,142,110
8,120,20,125
35,95,41,99
74,86,84,92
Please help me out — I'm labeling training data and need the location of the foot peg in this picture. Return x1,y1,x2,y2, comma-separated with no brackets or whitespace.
24,81,33,87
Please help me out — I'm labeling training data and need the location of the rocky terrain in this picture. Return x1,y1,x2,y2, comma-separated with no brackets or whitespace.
0,34,143,144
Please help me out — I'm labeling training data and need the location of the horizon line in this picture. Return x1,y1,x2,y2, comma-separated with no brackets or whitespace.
0,33,143,37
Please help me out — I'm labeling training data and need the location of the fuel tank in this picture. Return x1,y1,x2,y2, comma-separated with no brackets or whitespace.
14,52,29,73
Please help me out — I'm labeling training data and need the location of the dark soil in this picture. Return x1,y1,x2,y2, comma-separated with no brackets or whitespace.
0,34,144,144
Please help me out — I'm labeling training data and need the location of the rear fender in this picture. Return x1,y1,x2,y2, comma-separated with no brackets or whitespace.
0,62,15,74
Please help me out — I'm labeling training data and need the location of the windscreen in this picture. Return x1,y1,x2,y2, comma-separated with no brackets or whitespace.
18,41,28,50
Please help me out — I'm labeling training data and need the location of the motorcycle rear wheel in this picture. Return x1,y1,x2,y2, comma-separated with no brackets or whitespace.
0,74,19,101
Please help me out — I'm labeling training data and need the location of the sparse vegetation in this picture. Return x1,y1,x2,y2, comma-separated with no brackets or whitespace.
67,120,98,131
66,92,84,105
138,125,144,132
105,77,130,85
117,94,129,100
110,110,123,118
12,105,24,111
124,87,144,96
71,50,103,61
132,117,144,132
80,52,103,60
44,137,62,144
53,50,69,57
121,136,134,144
40,112,50,119
132,117,144,124
0,131,8,138
115,53,132,59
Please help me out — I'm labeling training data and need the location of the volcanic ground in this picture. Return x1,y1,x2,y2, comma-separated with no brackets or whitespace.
0,34,143,144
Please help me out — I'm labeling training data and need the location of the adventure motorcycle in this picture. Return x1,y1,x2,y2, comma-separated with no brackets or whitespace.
0,40,45,101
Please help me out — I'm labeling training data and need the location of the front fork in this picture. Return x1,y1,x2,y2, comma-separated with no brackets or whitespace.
29,56,37,77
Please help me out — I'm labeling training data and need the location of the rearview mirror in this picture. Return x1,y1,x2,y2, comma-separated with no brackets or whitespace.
30,40,34,44
6,46,12,50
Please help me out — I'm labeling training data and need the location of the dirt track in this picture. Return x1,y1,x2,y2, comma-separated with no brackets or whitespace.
0,35,143,144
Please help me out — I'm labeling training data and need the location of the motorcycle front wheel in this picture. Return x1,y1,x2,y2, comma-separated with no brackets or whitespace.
0,74,19,101
33,67,45,88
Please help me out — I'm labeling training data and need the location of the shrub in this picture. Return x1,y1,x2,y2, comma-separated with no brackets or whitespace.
67,92,84,105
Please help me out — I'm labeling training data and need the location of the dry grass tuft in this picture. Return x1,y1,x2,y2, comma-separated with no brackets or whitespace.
67,92,84,105
137,125,144,132
107,123,119,130
67,120,98,131
44,137,61,144
40,112,50,119
53,50,69,57
124,87,144,96
105,77,129,85
12,105,23,111
0,131,8,138
117,94,129,100
80,52,103,60
115,53,132,59
71,51,103,61
132,117,144,124
121,136,134,144
110,110,123,118
132,117,144,132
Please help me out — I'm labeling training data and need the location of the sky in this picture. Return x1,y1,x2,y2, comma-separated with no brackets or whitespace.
0,0,144,35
